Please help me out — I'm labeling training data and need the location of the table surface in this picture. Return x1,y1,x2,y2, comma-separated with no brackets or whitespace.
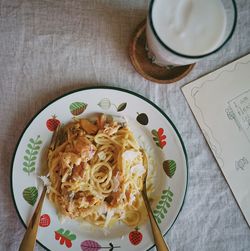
1,1,250,250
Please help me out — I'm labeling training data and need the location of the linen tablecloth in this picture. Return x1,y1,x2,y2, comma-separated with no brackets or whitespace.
0,1,250,250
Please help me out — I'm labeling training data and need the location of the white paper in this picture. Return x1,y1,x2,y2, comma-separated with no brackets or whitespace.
182,54,250,226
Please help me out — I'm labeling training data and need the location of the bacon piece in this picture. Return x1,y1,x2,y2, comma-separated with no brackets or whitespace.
80,119,98,135
71,162,85,179
97,114,106,129
73,136,96,161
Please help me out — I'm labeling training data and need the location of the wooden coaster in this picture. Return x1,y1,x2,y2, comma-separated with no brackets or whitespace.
129,20,195,84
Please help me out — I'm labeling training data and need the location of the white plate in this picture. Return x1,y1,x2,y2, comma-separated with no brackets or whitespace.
11,87,188,251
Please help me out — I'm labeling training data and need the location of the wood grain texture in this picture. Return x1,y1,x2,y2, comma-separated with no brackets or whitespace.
129,20,195,84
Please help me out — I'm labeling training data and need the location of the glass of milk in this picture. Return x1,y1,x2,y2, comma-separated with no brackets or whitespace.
146,0,237,66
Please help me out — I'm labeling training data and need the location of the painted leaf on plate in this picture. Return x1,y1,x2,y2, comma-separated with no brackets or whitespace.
55,228,76,248
80,240,101,251
22,135,42,175
153,188,174,224
80,240,120,251
136,112,149,125
98,98,111,110
117,102,127,112
163,160,176,178
69,102,88,116
23,186,38,206
151,128,166,149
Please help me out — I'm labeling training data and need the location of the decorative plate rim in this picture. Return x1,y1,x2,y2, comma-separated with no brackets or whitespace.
10,86,188,251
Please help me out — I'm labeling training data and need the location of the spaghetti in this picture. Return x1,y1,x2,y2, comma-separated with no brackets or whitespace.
47,114,148,227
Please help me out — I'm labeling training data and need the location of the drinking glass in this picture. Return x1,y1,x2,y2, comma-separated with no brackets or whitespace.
146,0,237,66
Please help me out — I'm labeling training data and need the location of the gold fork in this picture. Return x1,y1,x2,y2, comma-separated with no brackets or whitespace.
140,148,170,251
19,126,60,251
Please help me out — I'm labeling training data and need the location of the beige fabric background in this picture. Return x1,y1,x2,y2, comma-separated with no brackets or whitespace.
0,0,250,250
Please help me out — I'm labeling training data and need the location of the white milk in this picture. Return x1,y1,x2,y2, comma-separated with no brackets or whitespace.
147,0,227,65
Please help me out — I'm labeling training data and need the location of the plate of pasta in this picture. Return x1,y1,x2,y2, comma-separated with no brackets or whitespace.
11,86,188,251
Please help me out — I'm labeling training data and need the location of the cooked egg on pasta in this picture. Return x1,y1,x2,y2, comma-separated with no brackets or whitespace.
47,114,153,228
